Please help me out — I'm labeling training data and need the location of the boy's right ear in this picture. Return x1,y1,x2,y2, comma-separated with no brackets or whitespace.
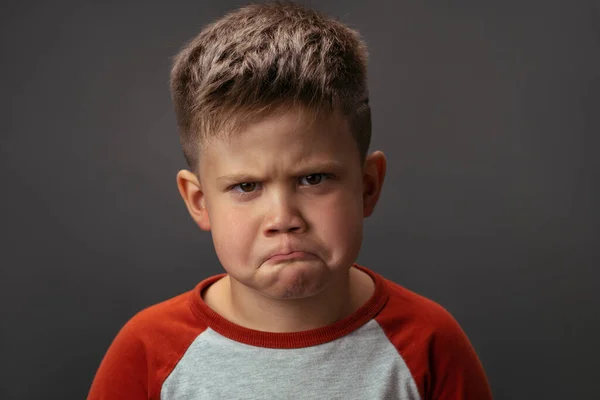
176,170,211,231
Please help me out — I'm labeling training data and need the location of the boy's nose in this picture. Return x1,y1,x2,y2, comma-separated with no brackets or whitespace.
263,193,307,235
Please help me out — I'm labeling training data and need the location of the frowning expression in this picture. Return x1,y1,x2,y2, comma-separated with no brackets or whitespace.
197,107,366,300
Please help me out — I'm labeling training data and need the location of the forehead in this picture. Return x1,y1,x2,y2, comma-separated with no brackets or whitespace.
199,108,360,177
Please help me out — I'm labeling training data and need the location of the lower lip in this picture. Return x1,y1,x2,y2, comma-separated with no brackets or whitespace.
267,251,317,262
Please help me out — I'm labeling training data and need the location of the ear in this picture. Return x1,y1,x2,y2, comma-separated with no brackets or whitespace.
176,169,211,231
362,151,387,218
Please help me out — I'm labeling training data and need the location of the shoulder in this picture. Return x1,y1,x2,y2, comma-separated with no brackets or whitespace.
374,274,493,400
110,287,210,369
88,287,209,399
376,275,462,337
122,290,198,339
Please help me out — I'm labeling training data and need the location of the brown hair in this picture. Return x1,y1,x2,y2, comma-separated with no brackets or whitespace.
170,1,371,173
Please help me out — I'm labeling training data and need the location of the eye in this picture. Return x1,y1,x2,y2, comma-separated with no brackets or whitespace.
234,182,258,193
299,173,330,186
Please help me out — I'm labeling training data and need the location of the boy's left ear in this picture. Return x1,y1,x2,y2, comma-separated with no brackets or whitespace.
362,151,387,218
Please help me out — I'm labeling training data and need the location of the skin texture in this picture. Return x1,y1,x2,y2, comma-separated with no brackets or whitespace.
177,107,386,332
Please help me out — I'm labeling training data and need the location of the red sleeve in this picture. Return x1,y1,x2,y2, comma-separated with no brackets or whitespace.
87,291,208,400
88,319,150,400
375,279,493,400
426,312,493,400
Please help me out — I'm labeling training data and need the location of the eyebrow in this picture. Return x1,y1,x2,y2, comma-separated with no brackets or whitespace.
216,160,344,184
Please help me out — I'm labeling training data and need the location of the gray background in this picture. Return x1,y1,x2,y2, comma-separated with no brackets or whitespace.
1,0,599,399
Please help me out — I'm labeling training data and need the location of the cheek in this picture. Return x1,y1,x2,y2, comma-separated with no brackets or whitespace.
210,206,257,263
313,191,364,254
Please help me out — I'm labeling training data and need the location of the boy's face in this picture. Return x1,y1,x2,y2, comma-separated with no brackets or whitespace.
178,107,385,301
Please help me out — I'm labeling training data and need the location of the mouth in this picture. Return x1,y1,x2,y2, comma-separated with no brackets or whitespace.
266,251,317,263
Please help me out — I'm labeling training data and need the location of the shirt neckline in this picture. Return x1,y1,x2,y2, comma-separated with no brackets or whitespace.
187,264,389,349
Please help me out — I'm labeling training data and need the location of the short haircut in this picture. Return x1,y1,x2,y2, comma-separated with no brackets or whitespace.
170,1,371,173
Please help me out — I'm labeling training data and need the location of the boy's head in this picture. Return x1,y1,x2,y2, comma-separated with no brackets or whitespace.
173,2,386,306
170,1,371,173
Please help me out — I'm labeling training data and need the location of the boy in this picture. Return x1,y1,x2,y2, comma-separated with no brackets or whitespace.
89,2,493,399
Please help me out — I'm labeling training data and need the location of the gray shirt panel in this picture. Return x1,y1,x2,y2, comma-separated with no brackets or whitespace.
161,319,421,400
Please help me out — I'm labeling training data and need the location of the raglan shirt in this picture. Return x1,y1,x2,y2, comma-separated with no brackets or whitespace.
88,264,493,399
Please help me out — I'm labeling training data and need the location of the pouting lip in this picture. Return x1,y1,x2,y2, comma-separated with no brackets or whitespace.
263,249,317,263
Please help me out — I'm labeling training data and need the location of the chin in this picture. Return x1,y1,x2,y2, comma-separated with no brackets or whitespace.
266,263,332,299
